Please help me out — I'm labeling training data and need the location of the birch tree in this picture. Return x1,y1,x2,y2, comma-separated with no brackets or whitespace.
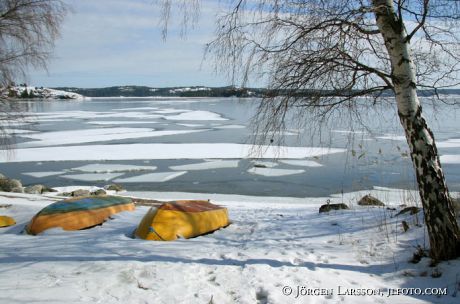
162,0,460,261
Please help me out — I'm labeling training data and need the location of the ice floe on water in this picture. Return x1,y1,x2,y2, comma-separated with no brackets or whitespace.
30,111,107,120
28,109,229,123
440,154,460,164
176,123,205,128
169,160,240,171
331,129,369,135
87,121,160,125
114,171,187,183
437,138,460,148
0,144,345,162
29,111,161,121
61,173,125,182
71,164,158,173
163,110,228,121
153,108,190,114
248,167,305,176
251,161,278,168
376,134,406,141
4,128,38,134
22,171,66,178
96,112,163,119
279,159,323,167
113,107,159,111
32,119,69,123
253,130,299,136
17,128,208,147
214,124,246,129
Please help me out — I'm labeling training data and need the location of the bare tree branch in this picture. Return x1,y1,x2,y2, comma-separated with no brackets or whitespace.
0,0,67,150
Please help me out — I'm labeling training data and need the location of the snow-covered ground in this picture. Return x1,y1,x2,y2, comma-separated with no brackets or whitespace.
0,187,459,304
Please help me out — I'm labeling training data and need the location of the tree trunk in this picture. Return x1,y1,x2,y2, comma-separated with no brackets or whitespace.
373,0,460,261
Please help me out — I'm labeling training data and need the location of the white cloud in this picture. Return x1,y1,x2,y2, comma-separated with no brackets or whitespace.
28,0,229,87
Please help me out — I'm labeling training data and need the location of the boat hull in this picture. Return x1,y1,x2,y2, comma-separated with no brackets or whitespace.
135,200,229,241
26,196,134,235
0,215,15,228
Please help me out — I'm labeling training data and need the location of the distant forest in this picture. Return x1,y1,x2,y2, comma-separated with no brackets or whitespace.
52,86,265,98
52,85,460,98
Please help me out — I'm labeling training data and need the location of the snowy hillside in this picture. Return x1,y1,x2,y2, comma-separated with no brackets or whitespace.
1,85,85,100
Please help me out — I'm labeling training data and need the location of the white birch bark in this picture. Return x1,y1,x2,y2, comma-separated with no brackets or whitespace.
372,0,460,261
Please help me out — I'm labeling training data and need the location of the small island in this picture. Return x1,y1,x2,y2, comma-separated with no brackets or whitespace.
1,83,85,100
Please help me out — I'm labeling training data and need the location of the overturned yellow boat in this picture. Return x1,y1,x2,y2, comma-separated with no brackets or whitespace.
0,215,15,228
135,200,229,241
26,196,134,235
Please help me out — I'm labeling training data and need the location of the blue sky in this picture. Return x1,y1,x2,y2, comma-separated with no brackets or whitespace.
28,0,229,88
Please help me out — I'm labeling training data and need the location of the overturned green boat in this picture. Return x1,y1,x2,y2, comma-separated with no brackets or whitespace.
26,196,134,235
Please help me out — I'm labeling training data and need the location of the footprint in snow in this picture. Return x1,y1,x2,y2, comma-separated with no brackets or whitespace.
255,288,269,304
208,276,220,286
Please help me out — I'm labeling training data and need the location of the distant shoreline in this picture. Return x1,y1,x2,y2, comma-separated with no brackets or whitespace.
51,85,460,98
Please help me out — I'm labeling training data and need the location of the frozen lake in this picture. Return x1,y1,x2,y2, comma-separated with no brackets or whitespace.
1,97,459,197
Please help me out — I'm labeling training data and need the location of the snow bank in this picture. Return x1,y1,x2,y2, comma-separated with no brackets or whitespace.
0,188,458,304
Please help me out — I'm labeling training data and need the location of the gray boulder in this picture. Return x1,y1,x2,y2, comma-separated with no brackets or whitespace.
11,186,24,193
71,189,91,197
0,178,23,192
396,206,421,216
24,184,57,194
42,186,58,193
319,203,349,213
104,184,125,192
24,184,44,194
91,189,107,196
358,194,385,207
